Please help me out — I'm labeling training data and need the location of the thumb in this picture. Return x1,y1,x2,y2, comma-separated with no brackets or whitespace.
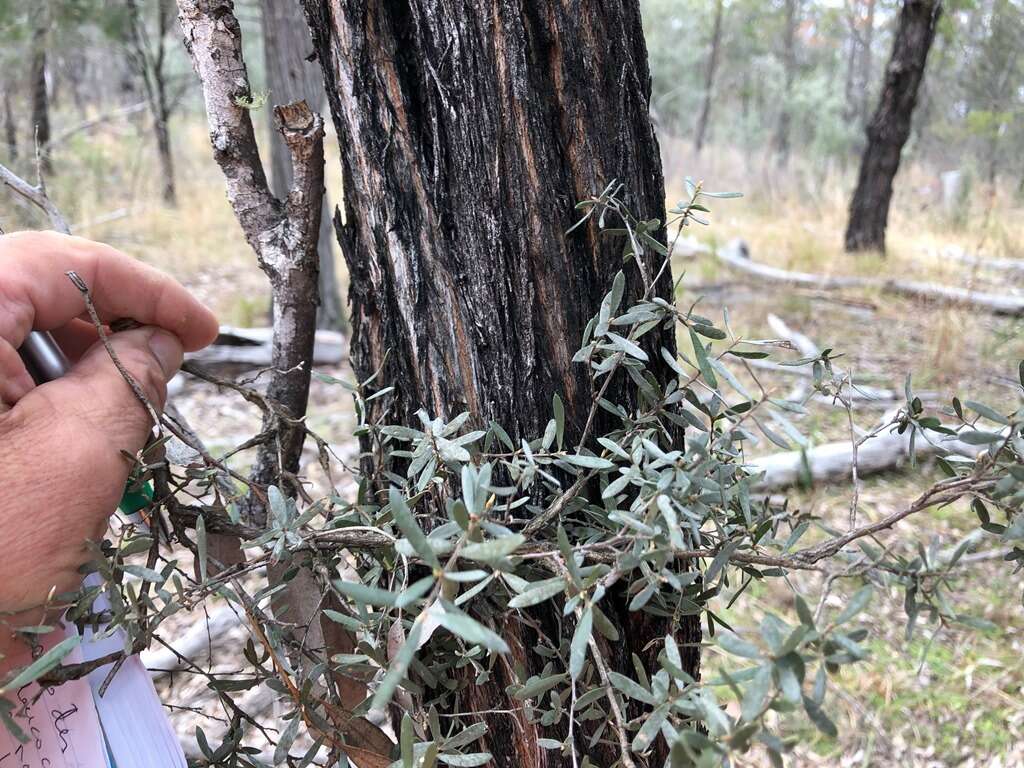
21,326,183,465
0,328,183,611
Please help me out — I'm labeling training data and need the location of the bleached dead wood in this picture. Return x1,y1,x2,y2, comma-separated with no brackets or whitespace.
0,161,71,233
716,239,1024,316
746,357,938,405
185,326,345,368
749,421,986,491
936,245,1024,277
143,605,243,679
761,314,929,404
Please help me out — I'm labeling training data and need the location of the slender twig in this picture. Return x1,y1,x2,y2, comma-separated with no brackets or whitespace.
66,270,164,433
0,160,70,232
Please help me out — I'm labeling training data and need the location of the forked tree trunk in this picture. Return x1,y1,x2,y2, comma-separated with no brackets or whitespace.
694,0,725,154
845,0,941,253
126,0,179,205
260,0,344,332
302,2,698,765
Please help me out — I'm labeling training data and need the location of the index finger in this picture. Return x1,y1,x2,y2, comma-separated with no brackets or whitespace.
0,231,219,351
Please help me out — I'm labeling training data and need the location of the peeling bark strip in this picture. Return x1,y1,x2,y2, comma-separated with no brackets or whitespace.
302,2,697,765
845,0,942,253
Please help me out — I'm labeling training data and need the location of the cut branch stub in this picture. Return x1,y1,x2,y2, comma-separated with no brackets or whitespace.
178,3,390,763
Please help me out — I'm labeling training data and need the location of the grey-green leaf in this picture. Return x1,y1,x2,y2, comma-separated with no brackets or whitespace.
570,607,593,680
389,487,441,569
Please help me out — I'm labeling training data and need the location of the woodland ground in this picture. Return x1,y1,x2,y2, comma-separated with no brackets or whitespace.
3,113,1022,767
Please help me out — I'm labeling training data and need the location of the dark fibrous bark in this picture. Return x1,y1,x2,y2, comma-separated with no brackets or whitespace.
302,1,698,765
845,0,941,253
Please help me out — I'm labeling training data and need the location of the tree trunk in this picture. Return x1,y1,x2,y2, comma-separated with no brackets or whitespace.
845,0,941,253
261,0,345,332
773,0,797,165
155,0,177,206
302,1,697,765
126,0,179,206
843,1,859,122
857,0,876,126
2,89,16,162
29,6,51,175
154,71,177,205
693,0,724,154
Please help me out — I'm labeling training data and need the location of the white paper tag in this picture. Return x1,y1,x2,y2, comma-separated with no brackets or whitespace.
0,630,110,768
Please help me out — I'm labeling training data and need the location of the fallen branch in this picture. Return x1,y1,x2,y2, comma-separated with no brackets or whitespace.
186,325,345,368
715,239,1024,316
936,245,1024,277
0,160,71,233
748,417,987,491
43,101,148,152
143,605,243,678
763,313,936,404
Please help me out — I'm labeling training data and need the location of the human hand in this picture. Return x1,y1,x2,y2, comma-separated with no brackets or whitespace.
0,232,218,659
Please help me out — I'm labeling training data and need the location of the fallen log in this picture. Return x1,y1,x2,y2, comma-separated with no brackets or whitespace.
749,419,987,492
760,314,932,404
746,357,938,405
715,240,1024,316
937,245,1024,277
184,325,345,368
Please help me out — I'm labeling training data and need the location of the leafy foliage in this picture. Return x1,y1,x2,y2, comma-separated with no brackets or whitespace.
2,185,1023,767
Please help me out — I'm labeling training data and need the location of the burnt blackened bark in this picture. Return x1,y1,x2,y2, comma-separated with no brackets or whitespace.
303,1,696,765
305,0,677,452
845,0,941,253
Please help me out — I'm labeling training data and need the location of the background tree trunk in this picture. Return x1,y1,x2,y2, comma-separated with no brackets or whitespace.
29,5,52,175
153,0,177,206
260,0,344,332
845,0,941,253
857,0,877,126
843,0,860,123
694,0,725,154
125,0,178,205
773,0,798,165
302,1,698,765
2,88,16,162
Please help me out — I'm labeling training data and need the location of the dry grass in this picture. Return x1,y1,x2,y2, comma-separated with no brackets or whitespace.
662,138,1024,766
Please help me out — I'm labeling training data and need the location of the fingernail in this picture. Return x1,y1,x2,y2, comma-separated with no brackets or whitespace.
147,330,184,379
